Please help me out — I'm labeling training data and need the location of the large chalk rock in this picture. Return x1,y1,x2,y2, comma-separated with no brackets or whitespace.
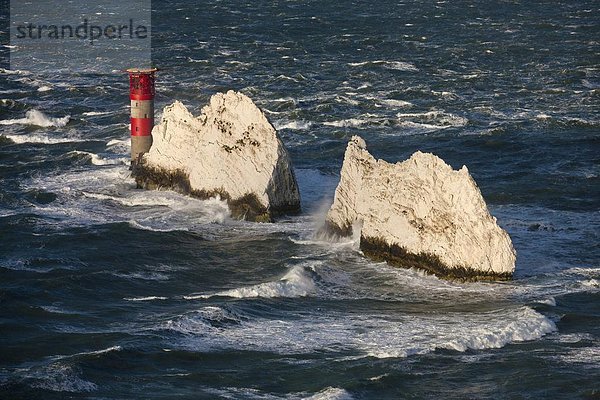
134,90,300,221
323,136,516,281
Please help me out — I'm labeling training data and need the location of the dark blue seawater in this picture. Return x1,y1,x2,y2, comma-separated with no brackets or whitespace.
1,1,599,398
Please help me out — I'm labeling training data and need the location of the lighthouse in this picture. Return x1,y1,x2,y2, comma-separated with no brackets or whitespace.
127,68,158,163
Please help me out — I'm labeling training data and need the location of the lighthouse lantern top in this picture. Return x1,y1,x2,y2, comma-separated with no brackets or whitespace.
127,68,158,100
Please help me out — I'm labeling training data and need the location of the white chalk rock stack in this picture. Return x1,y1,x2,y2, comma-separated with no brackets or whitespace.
134,90,300,222
323,136,516,281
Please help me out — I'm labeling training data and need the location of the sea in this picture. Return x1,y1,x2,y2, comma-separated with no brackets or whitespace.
0,1,599,399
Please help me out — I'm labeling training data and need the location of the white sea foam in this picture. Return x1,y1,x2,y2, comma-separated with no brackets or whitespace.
275,74,305,82
271,96,296,104
323,118,370,128
431,90,459,99
348,60,419,72
274,120,313,130
164,306,243,336
2,133,83,145
70,150,129,166
0,67,26,74
124,296,168,301
106,138,131,147
440,308,556,353
335,95,360,106
127,220,190,233
0,110,70,127
26,363,98,393
379,98,413,108
105,138,131,155
82,111,112,116
39,305,81,315
383,61,420,71
303,387,354,400
0,258,77,273
555,333,595,344
535,297,557,306
396,110,468,131
552,346,600,369
70,346,122,358
21,164,230,232
188,57,208,63
580,278,599,288
563,267,600,277
112,270,170,281
202,386,354,400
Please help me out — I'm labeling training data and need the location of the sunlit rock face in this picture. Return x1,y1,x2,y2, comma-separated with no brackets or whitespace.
322,135,516,281
134,90,300,222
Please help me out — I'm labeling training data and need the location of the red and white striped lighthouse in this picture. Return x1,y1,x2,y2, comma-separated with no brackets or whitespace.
127,68,158,163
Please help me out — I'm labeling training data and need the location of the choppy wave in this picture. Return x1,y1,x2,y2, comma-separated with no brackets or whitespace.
379,98,414,108
19,166,231,230
191,264,317,299
39,305,81,315
112,270,170,281
323,118,371,128
396,110,468,131
163,306,244,336
106,138,130,147
0,110,70,127
304,387,354,400
105,138,132,154
64,346,122,359
23,363,97,393
160,305,555,358
0,67,27,75
322,114,390,128
0,258,78,273
69,150,129,166
201,386,353,400
82,111,113,117
348,60,419,72
274,120,313,130
550,345,600,369
124,296,168,301
1,133,83,145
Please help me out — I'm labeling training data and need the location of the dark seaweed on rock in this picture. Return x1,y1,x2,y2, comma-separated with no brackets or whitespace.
133,163,287,222
360,236,513,282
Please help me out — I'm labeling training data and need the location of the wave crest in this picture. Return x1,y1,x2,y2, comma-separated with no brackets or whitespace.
0,109,70,127
200,264,317,299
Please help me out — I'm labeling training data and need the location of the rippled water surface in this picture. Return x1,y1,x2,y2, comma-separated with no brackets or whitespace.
0,0,599,398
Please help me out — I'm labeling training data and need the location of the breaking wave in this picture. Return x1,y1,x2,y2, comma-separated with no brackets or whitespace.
160,305,555,359
274,120,313,130
69,150,129,166
190,264,317,299
304,387,354,400
396,110,468,131
124,296,168,301
22,363,97,393
0,109,70,127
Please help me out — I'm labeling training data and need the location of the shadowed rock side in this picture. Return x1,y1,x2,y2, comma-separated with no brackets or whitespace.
321,136,516,281
133,90,300,222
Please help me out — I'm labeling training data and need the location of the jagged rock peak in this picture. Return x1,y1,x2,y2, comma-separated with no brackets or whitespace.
134,90,301,222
